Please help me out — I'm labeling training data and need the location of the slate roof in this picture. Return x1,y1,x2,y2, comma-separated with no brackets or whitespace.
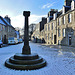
0,16,14,28
0,18,6,25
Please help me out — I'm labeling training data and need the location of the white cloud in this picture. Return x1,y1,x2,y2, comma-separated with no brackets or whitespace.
42,2,56,9
11,14,47,28
29,14,47,24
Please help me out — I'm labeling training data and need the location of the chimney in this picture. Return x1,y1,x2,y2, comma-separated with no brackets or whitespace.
64,0,72,6
4,15,11,24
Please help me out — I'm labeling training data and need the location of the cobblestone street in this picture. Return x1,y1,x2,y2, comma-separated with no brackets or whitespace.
0,42,75,75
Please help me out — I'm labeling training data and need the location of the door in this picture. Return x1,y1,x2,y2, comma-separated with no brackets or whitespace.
54,35,56,44
69,37,71,45
4,35,7,44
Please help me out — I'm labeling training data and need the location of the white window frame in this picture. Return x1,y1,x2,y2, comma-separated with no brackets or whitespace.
59,18,61,25
63,16,65,24
63,29,65,37
71,0,75,10
68,14,71,23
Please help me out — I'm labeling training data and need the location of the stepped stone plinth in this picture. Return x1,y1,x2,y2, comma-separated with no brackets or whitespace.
5,11,46,70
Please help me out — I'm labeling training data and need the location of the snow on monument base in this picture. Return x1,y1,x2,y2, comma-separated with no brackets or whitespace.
5,53,46,70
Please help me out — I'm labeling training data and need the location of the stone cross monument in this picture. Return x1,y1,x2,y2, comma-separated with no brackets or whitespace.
22,11,31,54
5,11,46,70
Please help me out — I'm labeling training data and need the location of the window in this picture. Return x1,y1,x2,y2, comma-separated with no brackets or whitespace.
51,23,54,30
45,34,47,40
58,29,61,37
48,24,50,31
62,6,65,14
48,33,50,40
63,16,65,24
58,18,61,25
62,29,65,37
71,0,75,10
0,25,2,31
3,26,5,31
68,14,71,23
42,32,43,36
51,33,53,40
8,27,9,32
45,25,47,31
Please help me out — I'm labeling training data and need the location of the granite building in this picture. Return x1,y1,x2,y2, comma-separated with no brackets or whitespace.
44,0,75,46
31,17,47,43
32,0,75,46
0,15,17,44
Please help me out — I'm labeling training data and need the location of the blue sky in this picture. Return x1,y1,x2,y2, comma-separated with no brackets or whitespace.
0,0,64,28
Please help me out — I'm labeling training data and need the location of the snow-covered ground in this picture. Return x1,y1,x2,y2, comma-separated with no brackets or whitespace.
0,42,75,75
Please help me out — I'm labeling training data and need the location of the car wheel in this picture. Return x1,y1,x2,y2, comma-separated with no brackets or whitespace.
0,45,3,48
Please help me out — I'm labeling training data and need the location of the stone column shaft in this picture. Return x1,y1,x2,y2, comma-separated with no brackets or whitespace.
22,11,31,54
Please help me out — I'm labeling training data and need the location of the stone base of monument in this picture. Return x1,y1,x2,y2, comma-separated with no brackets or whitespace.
5,53,46,70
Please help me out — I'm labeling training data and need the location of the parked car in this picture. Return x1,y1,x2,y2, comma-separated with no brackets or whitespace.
0,40,3,48
8,37,18,45
18,39,23,43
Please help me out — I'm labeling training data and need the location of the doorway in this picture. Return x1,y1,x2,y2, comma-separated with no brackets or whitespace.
4,35,7,44
69,37,71,45
54,35,56,44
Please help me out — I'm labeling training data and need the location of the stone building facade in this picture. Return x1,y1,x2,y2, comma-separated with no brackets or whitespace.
0,15,17,44
0,16,8,44
31,17,47,43
32,0,75,46
44,0,75,46
31,23,40,42
29,23,36,40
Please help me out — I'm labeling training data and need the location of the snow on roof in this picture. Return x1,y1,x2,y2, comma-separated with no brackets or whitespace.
3,18,15,28
3,18,12,26
0,18,6,25
0,16,15,28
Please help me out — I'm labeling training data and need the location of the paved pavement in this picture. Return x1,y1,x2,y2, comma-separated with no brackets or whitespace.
0,42,75,75
42,44,75,53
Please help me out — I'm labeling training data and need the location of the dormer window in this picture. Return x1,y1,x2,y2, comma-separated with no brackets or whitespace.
53,13,57,20
71,0,75,10
62,6,65,14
